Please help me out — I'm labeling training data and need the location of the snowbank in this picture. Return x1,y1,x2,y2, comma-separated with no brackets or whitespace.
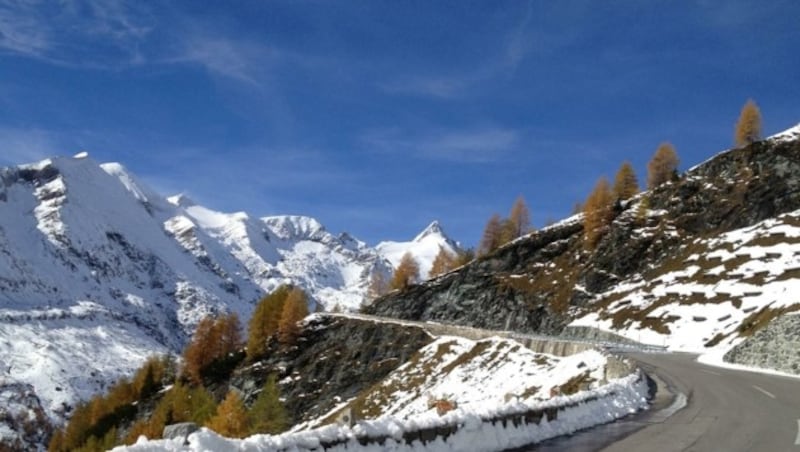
112,372,649,452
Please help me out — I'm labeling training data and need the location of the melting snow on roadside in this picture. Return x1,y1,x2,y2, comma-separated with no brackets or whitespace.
112,337,649,451
112,376,648,452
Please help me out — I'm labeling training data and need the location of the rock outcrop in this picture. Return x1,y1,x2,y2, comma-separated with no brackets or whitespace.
227,315,433,425
366,133,800,344
724,314,800,375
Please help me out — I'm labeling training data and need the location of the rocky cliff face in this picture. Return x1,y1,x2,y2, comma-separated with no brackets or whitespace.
107,315,433,439
366,221,583,334
366,129,800,355
228,315,433,426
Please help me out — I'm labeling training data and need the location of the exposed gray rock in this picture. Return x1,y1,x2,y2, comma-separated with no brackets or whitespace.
366,137,800,337
162,422,198,444
227,315,433,425
724,314,800,375
0,381,52,451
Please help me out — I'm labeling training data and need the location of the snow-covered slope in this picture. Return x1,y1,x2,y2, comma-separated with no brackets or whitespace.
310,336,611,427
166,199,391,312
0,155,404,439
377,221,460,279
112,337,648,452
569,126,800,360
571,205,800,359
0,156,262,428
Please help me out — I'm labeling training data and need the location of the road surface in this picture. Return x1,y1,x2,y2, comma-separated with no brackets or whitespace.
534,352,800,451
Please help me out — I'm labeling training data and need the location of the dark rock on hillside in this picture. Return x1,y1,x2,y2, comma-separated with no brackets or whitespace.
366,137,800,334
724,314,800,375
110,316,433,438
228,315,433,424
366,221,584,334
0,382,53,451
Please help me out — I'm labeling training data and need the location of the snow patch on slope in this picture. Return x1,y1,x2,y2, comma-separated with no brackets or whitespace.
768,123,800,143
112,346,647,452
570,207,800,362
357,337,606,420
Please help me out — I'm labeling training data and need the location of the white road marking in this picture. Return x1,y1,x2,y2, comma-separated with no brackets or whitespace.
795,419,800,446
700,369,721,376
752,385,776,399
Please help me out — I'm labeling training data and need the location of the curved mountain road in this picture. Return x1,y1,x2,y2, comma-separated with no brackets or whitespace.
536,352,800,452
609,352,800,452
326,314,799,450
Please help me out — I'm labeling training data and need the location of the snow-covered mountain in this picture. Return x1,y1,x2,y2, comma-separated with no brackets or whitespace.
376,221,461,279
0,154,444,442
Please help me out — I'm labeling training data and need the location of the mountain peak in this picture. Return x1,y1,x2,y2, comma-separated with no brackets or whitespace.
262,215,326,241
166,193,197,208
413,220,445,242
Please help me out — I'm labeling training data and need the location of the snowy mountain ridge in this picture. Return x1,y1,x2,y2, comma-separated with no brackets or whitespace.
377,220,461,279
0,154,458,445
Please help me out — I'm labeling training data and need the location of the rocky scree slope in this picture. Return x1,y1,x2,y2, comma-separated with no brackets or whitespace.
366,125,800,361
724,313,800,374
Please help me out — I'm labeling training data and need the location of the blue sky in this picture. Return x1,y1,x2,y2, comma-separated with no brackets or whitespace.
1,1,798,246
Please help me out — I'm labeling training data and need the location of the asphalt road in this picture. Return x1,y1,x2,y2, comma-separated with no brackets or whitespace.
606,352,800,451
535,352,800,452
336,314,800,451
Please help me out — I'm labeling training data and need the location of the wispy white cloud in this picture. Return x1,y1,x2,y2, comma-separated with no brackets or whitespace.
0,127,65,165
379,76,468,100
0,2,50,57
0,0,153,68
362,126,520,163
378,1,538,99
0,1,275,86
132,144,359,214
163,33,271,87
694,0,787,28
504,0,535,72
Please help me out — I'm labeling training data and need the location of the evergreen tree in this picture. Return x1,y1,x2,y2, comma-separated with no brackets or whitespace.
183,316,217,384
247,374,289,435
183,314,243,384
247,286,291,360
735,98,762,147
429,246,455,278
612,161,639,201
277,288,309,345
507,195,532,239
452,248,475,267
478,214,503,256
498,218,515,246
636,195,650,223
389,252,420,290
367,270,390,300
48,430,64,452
137,364,157,400
217,313,243,358
583,176,614,249
155,382,217,427
205,391,249,439
647,142,679,189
